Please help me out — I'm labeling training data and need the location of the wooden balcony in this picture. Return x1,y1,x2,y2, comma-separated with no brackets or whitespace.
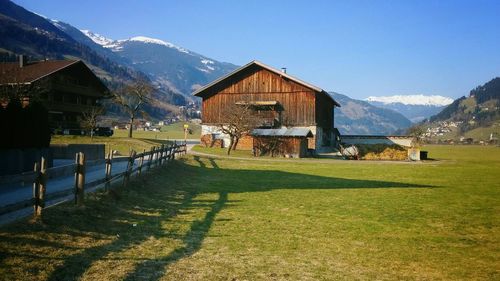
48,102,100,114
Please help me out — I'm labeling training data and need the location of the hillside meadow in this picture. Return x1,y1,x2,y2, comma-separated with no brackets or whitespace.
0,145,498,280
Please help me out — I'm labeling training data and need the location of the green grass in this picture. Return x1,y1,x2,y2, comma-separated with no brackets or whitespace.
425,123,500,142
112,121,201,140
0,145,499,280
192,144,255,158
464,123,500,140
50,135,170,156
49,121,200,155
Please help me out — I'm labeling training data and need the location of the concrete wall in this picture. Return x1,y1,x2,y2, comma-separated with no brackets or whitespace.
50,144,105,160
0,148,53,176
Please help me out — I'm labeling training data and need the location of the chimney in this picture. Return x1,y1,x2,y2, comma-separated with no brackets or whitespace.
281,67,287,74
19,55,25,68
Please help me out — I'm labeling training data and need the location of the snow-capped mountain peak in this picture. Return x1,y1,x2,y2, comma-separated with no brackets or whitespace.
79,31,190,54
365,95,454,106
80,29,115,46
128,36,189,53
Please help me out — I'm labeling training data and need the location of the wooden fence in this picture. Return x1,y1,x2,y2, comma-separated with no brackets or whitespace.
0,142,187,219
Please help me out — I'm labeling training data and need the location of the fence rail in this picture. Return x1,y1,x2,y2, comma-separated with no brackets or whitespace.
0,142,187,219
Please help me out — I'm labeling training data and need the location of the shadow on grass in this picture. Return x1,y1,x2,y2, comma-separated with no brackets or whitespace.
0,155,433,281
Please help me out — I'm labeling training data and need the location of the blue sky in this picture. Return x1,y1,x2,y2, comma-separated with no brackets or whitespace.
14,0,500,100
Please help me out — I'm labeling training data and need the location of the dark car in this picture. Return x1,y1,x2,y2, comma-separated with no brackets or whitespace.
94,127,114,137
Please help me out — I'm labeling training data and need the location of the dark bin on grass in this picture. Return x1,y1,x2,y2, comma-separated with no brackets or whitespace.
420,151,428,160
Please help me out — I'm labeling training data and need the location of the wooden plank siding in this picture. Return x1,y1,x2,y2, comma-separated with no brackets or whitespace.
201,67,317,126
315,92,334,128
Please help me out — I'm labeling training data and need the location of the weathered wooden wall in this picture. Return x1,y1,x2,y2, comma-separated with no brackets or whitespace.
201,67,317,126
315,92,334,128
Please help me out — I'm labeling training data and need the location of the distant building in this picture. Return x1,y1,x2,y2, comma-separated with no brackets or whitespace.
0,57,109,130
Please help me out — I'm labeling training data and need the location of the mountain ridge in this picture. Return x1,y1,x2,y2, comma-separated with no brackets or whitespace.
330,92,413,135
420,77,500,141
365,94,453,123
76,28,238,97
365,94,453,106
0,0,186,120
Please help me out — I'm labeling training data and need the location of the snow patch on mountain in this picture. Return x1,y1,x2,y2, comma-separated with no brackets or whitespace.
129,36,189,53
201,59,214,65
33,12,48,19
365,95,454,106
196,67,211,73
50,19,64,30
80,29,115,46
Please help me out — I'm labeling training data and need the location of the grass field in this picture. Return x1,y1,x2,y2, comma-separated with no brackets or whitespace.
0,145,498,280
112,121,201,140
50,122,199,156
50,135,170,156
425,122,500,142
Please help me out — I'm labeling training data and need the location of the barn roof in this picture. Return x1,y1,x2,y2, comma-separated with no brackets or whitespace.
192,60,340,107
252,128,314,138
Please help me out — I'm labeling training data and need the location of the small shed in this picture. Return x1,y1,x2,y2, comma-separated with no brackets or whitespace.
252,128,313,158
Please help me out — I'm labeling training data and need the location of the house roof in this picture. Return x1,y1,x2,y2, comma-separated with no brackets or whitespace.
192,60,340,107
0,59,109,95
252,128,314,138
0,60,79,85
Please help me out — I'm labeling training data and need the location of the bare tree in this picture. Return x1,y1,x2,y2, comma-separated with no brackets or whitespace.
407,125,425,147
217,103,261,155
80,106,104,140
113,80,153,138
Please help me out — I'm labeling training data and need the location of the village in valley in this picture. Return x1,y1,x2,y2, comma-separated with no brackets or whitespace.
0,0,499,280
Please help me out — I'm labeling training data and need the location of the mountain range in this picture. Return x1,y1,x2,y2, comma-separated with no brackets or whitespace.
0,0,431,135
330,92,413,135
71,30,238,99
365,95,453,123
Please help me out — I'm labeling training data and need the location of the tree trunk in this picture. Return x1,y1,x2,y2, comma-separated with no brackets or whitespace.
227,136,234,155
128,117,134,138
232,137,239,151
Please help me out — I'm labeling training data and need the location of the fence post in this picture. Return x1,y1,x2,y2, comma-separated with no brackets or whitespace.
147,147,153,171
138,149,145,176
163,145,168,164
155,146,159,166
123,150,136,187
34,157,47,217
173,141,177,160
159,144,164,166
32,161,40,218
74,152,85,206
151,147,156,168
105,150,113,190
158,145,162,165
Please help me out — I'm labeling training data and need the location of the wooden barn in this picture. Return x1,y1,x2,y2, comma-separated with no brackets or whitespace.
0,57,109,131
192,60,341,156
